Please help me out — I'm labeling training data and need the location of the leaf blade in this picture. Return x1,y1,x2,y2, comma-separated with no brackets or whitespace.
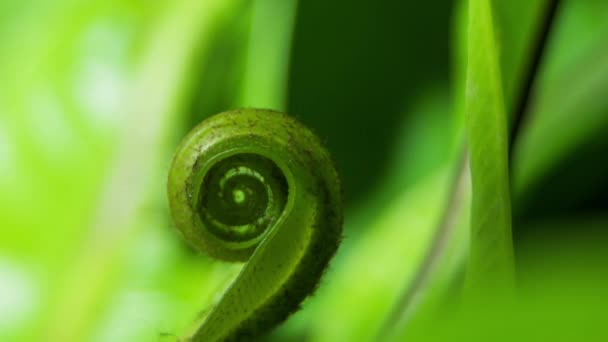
464,0,514,290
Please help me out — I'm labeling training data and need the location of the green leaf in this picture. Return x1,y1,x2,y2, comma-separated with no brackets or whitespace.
464,0,514,290
491,1,549,114
237,0,299,110
513,4,608,205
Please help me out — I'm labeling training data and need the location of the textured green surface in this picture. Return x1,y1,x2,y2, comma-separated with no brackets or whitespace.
464,0,514,290
167,109,343,341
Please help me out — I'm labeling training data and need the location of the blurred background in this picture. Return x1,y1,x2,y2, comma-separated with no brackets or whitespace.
1,0,608,341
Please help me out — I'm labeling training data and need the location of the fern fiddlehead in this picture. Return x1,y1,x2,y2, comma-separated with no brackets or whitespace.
167,108,343,341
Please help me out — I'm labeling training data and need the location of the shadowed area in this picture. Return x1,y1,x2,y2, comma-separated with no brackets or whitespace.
288,0,452,206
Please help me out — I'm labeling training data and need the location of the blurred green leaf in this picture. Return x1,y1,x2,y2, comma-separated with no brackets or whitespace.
399,215,608,342
0,1,249,341
237,0,298,110
491,1,549,114
513,2,608,210
39,1,243,340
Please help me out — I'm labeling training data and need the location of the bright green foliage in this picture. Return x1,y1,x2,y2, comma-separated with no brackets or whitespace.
0,1,247,341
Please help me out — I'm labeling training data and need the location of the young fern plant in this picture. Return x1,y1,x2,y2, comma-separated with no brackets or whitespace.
167,108,343,341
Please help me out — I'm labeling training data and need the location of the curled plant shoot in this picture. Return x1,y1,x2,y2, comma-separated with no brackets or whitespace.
167,109,343,341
